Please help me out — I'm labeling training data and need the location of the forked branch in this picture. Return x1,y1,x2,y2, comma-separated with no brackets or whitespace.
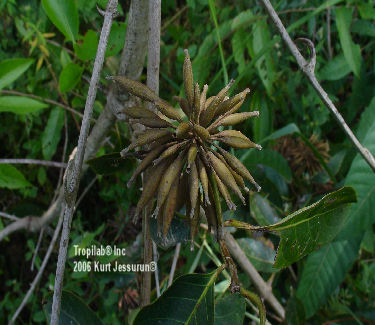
259,0,375,173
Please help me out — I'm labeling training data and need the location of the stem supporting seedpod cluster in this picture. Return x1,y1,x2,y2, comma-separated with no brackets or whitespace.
50,1,118,324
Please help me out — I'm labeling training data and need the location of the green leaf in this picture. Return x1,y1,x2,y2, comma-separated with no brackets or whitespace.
134,267,223,325
42,107,64,160
250,193,281,226
0,96,49,114
241,149,292,183
59,63,83,93
335,7,361,78
296,238,360,318
42,0,79,42
358,3,375,20
250,91,272,143
86,153,136,175
318,54,351,81
237,238,277,273
150,214,190,249
106,22,126,57
43,290,103,325
214,293,245,325
260,123,300,144
285,294,306,325
231,29,247,74
352,20,375,37
0,58,33,90
248,20,275,96
0,164,32,189
74,30,98,61
270,187,356,268
356,96,375,142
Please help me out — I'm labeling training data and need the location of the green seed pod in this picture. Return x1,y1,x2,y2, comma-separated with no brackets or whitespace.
173,96,191,119
212,130,261,150
155,100,183,122
122,106,159,119
176,121,192,138
183,49,194,108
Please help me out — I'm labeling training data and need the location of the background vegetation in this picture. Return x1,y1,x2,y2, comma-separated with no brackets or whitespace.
1,0,374,324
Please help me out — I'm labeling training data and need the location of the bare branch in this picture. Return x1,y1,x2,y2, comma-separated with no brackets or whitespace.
50,2,118,323
0,90,83,118
259,0,375,173
0,159,67,168
152,241,161,297
8,215,63,325
223,231,285,319
168,243,181,287
0,212,19,221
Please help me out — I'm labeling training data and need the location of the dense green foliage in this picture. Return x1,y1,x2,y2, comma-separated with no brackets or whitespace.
1,0,375,324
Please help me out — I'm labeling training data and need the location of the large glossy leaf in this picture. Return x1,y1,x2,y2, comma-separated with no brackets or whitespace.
296,238,360,318
134,268,223,325
105,22,127,57
260,123,300,143
214,293,245,325
0,96,48,114
318,54,351,81
0,58,33,90
270,187,356,268
59,63,83,93
226,187,357,268
42,0,79,42
285,293,306,325
250,90,272,143
42,107,64,160
43,290,103,325
237,238,276,273
86,153,136,175
0,164,32,189
335,7,361,77
356,96,375,143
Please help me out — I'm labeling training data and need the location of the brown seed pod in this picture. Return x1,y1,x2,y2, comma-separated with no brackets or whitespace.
207,151,245,205
193,124,210,141
187,143,198,169
188,161,199,218
193,82,200,122
173,96,191,118
153,140,188,165
214,88,250,118
212,170,236,211
122,106,159,119
197,156,210,205
183,49,194,108
123,129,172,153
153,150,186,217
129,117,173,129
176,121,192,138
127,145,166,188
212,130,261,150
155,100,183,122
162,176,179,237
107,76,160,103
212,111,259,128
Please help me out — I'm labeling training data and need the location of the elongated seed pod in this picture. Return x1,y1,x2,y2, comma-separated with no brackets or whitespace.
211,150,249,193
188,161,199,218
205,183,218,238
148,134,175,149
197,156,210,205
107,76,160,103
129,117,173,128
123,129,172,153
193,83,200,122
215,145,261,191
198,84,208,120
204,96,215,110
173,96,191,118
135,159,170,216
187,143,198,169
155,100,183,122
153,141,188,165
212,130,261,150
176,121,191,138
190,202,201,250
208,151,245,204
214,88,250,118
193,124,210,141
213,170,236,210
213,111,259,128
153,151,186,217
127,145,166,188
183,49,194,109
162,176,179,237
176,173,188,211
199,80,234,126
122,106,159,119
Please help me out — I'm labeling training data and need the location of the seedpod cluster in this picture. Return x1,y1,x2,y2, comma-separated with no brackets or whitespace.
107,49,261,245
